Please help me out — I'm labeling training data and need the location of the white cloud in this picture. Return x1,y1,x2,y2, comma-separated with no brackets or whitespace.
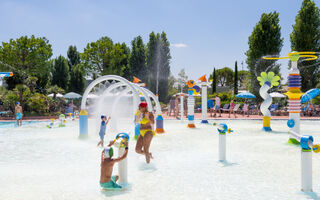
171,43,187,48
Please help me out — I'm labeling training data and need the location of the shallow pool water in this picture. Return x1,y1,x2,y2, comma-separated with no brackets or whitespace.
1,119,320,200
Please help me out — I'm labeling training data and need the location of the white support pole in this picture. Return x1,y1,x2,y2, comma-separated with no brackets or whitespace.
301,150,312,192
180,95,184,121
118,146,128,184
219,134,226,161
201,84,208,123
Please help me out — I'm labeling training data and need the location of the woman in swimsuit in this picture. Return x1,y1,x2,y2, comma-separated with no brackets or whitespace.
135,102,155,164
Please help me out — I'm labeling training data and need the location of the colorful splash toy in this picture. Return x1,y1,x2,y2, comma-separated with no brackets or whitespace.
264,52,318,143
289,130,320,192
186,80,200,128
112,132,130,184
213,123,233,161
58,114,66,127
0,72,13,86
46,118,55,129
112,132,130,147
0,72,13,78
134,111,141,140
198,75,210,124
257,72,280,131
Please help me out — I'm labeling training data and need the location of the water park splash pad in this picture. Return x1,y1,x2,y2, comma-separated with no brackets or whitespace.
79,75,163,139
3,119,320,199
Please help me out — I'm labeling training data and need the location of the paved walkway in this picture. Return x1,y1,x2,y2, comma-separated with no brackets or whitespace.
162,112,320,120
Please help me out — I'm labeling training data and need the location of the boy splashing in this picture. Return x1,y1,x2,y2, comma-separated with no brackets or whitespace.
100,141,128,190
97,115,111,147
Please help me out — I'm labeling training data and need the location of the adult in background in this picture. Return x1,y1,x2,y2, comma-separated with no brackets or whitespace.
229,99,237,118
174,96,179,119
213,95,221,117
169,97,175,116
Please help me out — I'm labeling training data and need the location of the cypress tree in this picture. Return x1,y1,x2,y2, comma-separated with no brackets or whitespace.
212,68,216,94
290,0,320,91
129,36,147,82
246,12,283,98
234,61,238,95
51,55,69,91
69,64,85,94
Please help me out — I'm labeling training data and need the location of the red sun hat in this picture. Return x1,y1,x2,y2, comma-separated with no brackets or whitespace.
139,102,148,108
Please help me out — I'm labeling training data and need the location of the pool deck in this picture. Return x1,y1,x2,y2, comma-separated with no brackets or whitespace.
1,112,319,122
162,112,320,120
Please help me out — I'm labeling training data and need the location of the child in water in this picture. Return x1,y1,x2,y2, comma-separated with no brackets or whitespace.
97,115,111,147
100,140,128,190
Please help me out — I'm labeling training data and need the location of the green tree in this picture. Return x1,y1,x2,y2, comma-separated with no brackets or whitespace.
67,45,80,68
69,64,86,94
129,36,147,82
109,42,130,77
158,32,171,102
290,0,320,91
0,35,52,89
146,32,159,93
238,70,250,88
81,36,113,77
234,61,238,94
25,76,38,93
212,68,217,94
246,11,283,98
52,56,69,91
13,84,30,109
67,46,85,92
216,67,234,87
27,93,47,114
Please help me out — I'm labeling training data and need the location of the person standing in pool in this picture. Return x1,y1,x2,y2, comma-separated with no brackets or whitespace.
97,115,111,147
15,102,23,126
135,102,155,163
100,141,128,190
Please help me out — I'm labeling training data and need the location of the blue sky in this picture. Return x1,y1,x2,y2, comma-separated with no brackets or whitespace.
0,0,318,81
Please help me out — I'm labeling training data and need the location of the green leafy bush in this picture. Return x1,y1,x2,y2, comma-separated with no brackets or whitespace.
27,93,47,114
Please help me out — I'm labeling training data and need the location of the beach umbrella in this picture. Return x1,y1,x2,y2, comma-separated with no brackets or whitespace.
269,92,286,98
48,93,63,98
236,92,256,99
63,92,82,99
301,88,320,103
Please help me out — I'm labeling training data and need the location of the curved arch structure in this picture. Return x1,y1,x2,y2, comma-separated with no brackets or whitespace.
81,75,140,110
79,75,164,137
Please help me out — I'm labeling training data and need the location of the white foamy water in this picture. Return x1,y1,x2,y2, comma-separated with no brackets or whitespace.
1,119,320,200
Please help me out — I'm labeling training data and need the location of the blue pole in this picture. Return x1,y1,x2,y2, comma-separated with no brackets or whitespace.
79,109,88,139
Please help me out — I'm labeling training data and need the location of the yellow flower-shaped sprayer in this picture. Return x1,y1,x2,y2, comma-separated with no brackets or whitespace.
257,72,280,88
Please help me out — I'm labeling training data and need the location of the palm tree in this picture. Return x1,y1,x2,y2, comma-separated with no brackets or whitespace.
25,76,38,93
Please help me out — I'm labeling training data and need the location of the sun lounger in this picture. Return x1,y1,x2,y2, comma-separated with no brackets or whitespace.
221,104,230,113
233,104,241,113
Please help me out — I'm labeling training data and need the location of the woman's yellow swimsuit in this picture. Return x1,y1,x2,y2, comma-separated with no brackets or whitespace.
140,116,155,137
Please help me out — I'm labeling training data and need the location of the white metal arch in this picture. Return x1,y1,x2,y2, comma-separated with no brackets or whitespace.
138,86,162,115
98,81,154,112
81,75,140,111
